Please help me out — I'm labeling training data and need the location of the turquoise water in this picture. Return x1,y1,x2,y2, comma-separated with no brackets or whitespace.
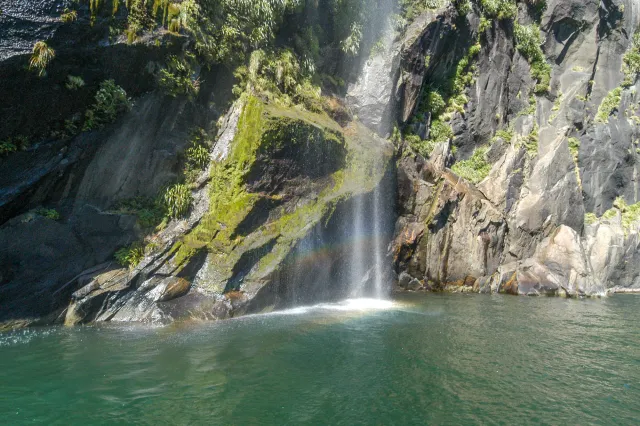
1,294,639,425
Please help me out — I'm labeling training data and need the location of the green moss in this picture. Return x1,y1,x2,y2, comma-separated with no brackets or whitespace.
171,96,389,287
171,96,276,266
451,146,491,183
514,24,551,94
595,87,622,123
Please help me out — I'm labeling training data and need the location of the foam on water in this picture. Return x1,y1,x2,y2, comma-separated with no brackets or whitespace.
269,298,396,316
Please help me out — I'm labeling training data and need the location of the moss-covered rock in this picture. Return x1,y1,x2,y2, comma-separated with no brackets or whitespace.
168,96,392,305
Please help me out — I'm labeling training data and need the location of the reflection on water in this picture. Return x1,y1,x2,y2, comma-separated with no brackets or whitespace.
1,294,639,424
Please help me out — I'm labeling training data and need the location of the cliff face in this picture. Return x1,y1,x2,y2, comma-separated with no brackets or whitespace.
390,0,640,295
0,0,395,328
2,0,640,329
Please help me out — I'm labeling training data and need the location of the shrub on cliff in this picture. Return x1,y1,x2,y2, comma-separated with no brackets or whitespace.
451,146,491,184
158,56,200,98
622,30,640,87
29,41,55,77
115,243,145,269
479,0,517,20
163,184,192,219
83,80,132,130
514,24,551,93
595,87,622,123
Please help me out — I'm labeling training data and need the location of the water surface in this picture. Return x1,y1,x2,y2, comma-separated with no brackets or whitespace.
1,294,639,424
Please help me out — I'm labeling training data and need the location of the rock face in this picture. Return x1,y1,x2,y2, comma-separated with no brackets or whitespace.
4,0,640,329
391,0,640,296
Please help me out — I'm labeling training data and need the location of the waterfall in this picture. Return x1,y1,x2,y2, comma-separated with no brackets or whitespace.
349,195,368,297
372,185,384,298
348,182,389,299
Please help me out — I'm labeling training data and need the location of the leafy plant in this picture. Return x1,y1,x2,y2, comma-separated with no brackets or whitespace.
115,243,145,269
83,80,132,130
60,9,78,23
479,0,517,20
163,183,192,218
0,141,18,156
66,75,85,90
235,49,324,112
115,197,165,229
494,128,514,142
595,87,622,123
0,136,29,156
567,137,580,160
405,134,438,158
514,24,551,94
451,146,491,183
622,30,640,87
158,55,200,98
29,41,55,77
524,124,539,155
340,22,363,56
183,129,212,183
36,208,60,220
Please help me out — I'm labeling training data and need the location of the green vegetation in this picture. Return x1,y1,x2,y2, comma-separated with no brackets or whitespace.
234,49,323,113
593,197,640,232
115,243,145,269
405,134,438,158
595,87,622,123
83,80,132,130
60,9,78,23
36,208,60,220
115,197,166,229
517,94,537,117
158,55,200,98
29,41,55,77
66,75,85,91
400,0,448,22
369,40,385,58
494,127,514,142
514,24,551,94
407,38,482,157
568,137,580,160
163,184,193,219
183,129,212,183
524,124,539,155
451,146,491,183
584,212,598,225
454,0,472,15
479,0,517,20
169,95,353,273
622,30,640,87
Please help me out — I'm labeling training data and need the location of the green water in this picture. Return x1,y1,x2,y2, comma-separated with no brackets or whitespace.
1,294,639,425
